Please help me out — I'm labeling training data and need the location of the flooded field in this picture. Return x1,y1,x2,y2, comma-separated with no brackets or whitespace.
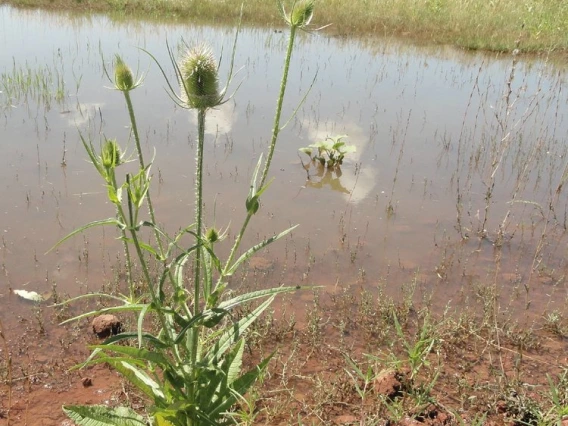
3,5,568,425
1,5,568,324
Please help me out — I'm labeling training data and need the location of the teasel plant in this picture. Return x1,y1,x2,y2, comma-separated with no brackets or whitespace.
52,2,322,425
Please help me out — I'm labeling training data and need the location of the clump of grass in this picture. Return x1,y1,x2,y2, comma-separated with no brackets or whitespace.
5,0,568,53
1,59,66,109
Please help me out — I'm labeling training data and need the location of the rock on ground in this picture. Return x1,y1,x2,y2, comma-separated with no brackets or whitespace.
92,314,122,338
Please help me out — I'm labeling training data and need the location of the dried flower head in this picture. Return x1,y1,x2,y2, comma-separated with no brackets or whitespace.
179,45,221,110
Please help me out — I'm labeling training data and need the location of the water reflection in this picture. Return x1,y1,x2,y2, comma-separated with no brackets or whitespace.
304,121,378,203
303,163,351,195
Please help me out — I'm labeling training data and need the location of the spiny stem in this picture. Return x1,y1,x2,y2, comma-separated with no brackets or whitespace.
110,170,134,297
221,212,252,279
123,90,165,256
123,175,175,350
189,108,206,421
259,24,297,189
223,25,298,273
193,108,206,317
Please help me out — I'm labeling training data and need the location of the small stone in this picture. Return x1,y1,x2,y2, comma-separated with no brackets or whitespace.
81,377,93,387
92,314,122,339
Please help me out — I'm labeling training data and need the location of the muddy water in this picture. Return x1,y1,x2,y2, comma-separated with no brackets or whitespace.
1,6,568,326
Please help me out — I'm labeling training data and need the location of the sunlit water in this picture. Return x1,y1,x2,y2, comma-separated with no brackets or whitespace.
1,6,568,323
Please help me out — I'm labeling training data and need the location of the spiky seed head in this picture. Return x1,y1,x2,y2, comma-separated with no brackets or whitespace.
179,45,220,110
290,0,314,28
101,139,123,170
114,55,134,92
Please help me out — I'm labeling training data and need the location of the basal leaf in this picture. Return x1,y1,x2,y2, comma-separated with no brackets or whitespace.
90,344,171,367
63,405,146,426
203,296,274,365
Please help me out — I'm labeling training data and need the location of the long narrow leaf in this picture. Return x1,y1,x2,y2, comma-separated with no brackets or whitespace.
225,225,298,276
51,292,130,308
198,339,244,412
218,285,304,310
109,359,166,402
45,218,125,254
59,304,148,325
63,405,146,426
137,303,150,349
174,309,228,344
203,296,274,365
102,332,169,349
90,344,172,367
209,351,275,417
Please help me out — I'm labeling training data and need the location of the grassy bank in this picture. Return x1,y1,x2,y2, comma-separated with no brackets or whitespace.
3,0,568,53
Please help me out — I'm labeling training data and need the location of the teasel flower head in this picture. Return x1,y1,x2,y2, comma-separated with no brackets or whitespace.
179,45,221,110
279,0,315,29
290,0,314,27
112,55,142,92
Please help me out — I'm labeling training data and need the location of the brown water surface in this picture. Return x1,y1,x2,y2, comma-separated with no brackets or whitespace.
1,6,568,329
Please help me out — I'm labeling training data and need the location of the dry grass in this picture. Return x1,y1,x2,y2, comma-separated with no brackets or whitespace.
3,0,568,53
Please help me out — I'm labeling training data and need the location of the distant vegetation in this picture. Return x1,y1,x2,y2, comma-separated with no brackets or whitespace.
3,0,568,53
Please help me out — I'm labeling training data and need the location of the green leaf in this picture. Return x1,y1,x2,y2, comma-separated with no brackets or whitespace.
102,332,168,349
154,412,177,426
59,304,148,325
332,141,346,150
298,147,312,156
203,296,274,365
209,351,275,417
78,132,105,178
137,304,150,349
225,225,298,276
45,218,125,254
218,285,304,311
119,238,158,258
198,339,245,416
108,359,166,402
63,405,146,426
226,337,244,386
248,153,264,200
90,344,171,368
174,308,228,344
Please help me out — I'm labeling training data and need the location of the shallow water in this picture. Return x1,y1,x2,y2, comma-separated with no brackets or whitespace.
1,6,568,322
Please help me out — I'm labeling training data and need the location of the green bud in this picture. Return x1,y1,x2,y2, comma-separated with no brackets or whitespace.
101,139,122,170
246,196,260,215
290,0,314,28
114,55,134,92
179,45,220,110
205,227,220,243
